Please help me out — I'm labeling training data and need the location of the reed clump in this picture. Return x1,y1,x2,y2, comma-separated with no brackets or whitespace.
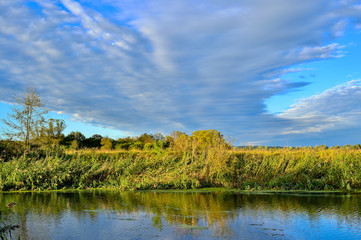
233,147,361,190
0,139,360,191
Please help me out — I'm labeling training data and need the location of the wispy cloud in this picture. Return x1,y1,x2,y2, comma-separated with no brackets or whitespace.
0,0,361,145
280,80,361,133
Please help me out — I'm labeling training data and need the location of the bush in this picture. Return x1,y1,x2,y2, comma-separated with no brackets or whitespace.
0,140,23,162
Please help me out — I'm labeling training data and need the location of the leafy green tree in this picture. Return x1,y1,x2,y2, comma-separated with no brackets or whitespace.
2,87,48,151
66,131,86,142
115,137,134,150
63,131,86,148
132,141,143,150
0,139,23,161
144,142,153,150
91,134,102,139
137,133,154,146
82,134,102,148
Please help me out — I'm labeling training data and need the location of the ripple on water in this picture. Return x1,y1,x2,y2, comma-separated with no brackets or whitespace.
1,191,361,239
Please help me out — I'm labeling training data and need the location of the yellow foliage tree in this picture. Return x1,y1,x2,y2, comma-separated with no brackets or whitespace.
101,138,113,150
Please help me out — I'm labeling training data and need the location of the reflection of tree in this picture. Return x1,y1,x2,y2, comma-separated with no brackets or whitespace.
1,191,361,238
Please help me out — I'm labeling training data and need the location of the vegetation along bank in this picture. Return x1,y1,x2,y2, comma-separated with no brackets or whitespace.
1,135,360,191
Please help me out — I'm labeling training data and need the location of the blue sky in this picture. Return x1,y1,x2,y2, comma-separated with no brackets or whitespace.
1,0,361,146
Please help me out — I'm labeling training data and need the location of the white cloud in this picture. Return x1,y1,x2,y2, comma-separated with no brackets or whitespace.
280,80,361,134
0,0,361,145
290,43,345,61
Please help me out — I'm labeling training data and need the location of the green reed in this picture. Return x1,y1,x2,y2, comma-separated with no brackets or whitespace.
0,148,360,191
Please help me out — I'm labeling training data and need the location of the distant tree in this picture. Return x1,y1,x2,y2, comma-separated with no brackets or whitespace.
153,133,165,141
132,141,143,150
64,131,86,148
36,118,66,147
315,144,328,150
170,131,187,141
344,144,352,149
114,137,134,150
115,142,132,150
101,137,113,150
66,131,85,142
138,133,154,146
2,87,48,151
91,134,102,139
46,119,66,139
82,134,102,148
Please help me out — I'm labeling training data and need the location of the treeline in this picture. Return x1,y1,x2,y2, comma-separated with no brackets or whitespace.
0,129,229,161
62,128,229,151
2,128,361,162
60,131,171,150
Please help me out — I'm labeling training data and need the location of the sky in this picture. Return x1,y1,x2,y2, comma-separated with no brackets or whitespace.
0,0,361,146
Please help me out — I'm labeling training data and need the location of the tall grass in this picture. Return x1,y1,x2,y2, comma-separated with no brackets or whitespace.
0,147,360,191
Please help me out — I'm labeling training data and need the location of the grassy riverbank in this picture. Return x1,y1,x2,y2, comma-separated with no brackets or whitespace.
1,147,360,191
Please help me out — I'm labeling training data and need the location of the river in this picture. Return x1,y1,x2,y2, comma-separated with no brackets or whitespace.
1,190,361,239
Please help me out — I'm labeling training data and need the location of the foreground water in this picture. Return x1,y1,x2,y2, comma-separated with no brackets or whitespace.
1,190,361,239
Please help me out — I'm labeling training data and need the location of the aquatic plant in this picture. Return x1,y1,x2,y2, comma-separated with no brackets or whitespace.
0,203,20,240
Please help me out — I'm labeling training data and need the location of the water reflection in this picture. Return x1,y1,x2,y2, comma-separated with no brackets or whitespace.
1,191,361,239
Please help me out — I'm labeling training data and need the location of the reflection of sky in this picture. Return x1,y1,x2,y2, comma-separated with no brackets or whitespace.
21,207,361,239
2,192,361,239
229,209,361,240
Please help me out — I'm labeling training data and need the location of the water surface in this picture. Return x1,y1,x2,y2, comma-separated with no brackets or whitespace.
1,190,361,239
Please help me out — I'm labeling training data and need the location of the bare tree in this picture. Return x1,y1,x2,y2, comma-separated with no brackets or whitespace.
2,87,48,151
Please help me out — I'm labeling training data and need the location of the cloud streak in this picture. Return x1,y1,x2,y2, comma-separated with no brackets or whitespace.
0,0,361,145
